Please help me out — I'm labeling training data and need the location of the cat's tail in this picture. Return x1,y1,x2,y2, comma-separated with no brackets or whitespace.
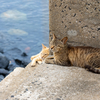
85,65,100,74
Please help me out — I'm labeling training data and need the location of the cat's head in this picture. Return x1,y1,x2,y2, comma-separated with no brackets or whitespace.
40,44,49,60
50,34,68,52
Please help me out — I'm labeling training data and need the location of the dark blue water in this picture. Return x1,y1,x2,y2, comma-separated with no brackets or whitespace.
0,0,49,66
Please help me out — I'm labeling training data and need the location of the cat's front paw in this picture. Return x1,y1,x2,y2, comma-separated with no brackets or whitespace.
31,64,36,67
37,61,42,64
44,57,55,64
31,61,36,67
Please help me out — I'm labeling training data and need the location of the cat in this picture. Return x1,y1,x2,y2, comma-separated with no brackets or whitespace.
45,33,100,73
31,44,49,67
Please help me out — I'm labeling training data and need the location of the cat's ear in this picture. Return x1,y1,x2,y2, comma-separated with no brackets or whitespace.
61,37,68,45
52,33,57,39
42,44,47,49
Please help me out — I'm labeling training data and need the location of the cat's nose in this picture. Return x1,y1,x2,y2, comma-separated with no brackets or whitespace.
51,46,54,49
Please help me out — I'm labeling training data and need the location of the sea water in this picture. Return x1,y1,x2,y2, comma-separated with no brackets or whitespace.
0,0,49,65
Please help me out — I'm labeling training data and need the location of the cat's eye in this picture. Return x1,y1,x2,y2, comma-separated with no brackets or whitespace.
51,46,55,49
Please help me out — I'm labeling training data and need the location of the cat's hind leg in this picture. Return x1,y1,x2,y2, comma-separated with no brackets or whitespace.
85,53,100,74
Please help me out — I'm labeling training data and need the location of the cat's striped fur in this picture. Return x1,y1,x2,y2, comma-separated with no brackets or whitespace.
45,34,100,73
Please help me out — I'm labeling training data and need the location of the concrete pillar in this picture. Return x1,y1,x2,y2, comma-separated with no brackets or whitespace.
49,0,100,47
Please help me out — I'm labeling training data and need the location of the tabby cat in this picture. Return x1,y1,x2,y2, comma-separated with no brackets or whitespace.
31,44,49,67
45,34,100,73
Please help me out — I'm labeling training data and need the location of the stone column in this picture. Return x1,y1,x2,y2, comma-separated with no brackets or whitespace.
49,0,100,47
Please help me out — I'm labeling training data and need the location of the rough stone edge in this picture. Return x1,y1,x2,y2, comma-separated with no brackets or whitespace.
0,62,37,100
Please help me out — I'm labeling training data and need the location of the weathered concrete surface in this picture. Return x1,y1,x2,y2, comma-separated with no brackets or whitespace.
0,63,100,100
49,0,100,47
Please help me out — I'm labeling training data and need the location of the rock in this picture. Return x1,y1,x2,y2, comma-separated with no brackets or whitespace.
7,64,17,71
1,10,27,21
0,48,3,54
4,48,22,62
0,63,100,100
21,52,27,57
0,53,9,69
0,75,4,82
14,59,29,67
0,68,10,76
0,79,2,82
8,29,28,36
4,48,22,57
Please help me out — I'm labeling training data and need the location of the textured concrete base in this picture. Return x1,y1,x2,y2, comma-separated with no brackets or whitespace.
0,63,100,100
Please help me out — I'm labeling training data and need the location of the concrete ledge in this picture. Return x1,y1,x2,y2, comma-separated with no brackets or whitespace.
0,63,100,100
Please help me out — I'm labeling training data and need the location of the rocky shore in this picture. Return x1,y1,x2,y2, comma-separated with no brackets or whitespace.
0,47,29,82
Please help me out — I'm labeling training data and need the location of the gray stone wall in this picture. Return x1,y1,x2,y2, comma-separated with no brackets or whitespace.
49,0,100,47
